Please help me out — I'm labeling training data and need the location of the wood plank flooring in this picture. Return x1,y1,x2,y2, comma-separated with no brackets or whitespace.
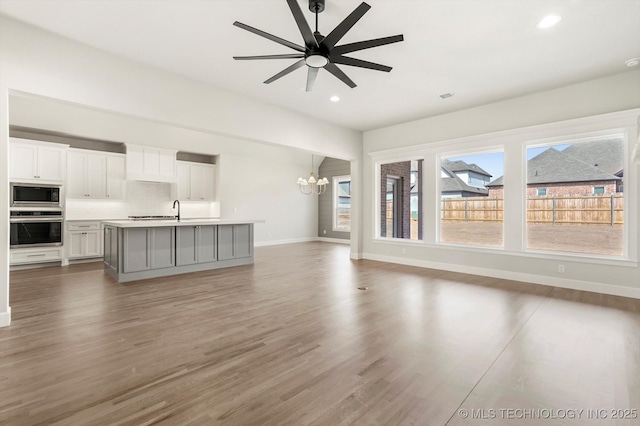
1,242,639,425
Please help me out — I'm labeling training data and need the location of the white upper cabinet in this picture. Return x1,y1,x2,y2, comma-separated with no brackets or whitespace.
176,161,215,201
126,144,177,183
9,138,67,184
106,155,125,199
176,162,191,200
67,148,125,199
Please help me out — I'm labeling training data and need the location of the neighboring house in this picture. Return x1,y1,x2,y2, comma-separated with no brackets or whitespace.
562,139,624,192
441,160,491,198
487,139,622,197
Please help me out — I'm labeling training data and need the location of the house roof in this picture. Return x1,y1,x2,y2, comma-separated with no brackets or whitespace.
488,145,622,187
443,160,492,177
441,162,489,196
561,139,623,176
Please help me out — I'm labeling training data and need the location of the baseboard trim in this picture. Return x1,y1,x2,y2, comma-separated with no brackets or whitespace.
318,237,350,245
0,308,11,327
363,253,640,299
10,262,63,271
255,237,318,247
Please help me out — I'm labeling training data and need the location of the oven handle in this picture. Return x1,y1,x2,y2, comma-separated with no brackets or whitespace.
10,217,63,223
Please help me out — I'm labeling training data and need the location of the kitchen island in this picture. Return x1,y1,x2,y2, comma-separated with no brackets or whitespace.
102,219,263,283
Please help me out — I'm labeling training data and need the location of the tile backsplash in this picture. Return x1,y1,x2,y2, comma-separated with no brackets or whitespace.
65,181,219,220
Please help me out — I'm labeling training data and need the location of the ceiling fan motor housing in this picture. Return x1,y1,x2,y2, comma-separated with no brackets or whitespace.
309,0,325,13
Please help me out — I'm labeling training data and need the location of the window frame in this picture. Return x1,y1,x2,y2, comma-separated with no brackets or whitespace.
438,149,505,248
374,158,425,241
537,188,547,196
332,175,351,232
370,110,638,266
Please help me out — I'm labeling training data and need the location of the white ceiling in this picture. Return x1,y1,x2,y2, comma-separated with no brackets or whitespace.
1,0,639,132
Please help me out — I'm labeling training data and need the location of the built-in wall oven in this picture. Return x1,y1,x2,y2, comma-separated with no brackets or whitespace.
10,183,61,208
10,210,64,248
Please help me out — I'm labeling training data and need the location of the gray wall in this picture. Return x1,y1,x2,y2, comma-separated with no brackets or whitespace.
318,158,351,240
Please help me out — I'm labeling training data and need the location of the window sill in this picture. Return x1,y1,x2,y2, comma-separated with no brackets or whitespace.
371,237,638,267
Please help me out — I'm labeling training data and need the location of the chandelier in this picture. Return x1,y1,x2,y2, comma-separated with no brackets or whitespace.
297,173,329,196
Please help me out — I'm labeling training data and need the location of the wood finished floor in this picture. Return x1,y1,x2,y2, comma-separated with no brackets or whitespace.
1,242,639,426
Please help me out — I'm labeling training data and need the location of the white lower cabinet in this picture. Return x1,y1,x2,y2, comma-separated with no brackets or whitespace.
66,221,103,260
10,247,64,265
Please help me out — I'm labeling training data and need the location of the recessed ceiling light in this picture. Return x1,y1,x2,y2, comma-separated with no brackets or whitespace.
537,15,561,29
625,58,640,67
330,95,340,102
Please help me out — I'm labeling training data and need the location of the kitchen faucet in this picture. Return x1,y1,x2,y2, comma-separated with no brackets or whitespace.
173,199,180,221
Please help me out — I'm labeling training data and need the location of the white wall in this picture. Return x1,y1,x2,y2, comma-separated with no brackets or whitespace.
0,15,362,327
363,70,640,299
10,93,318,244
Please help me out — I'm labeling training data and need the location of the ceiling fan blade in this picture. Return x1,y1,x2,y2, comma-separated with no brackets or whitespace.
233,21,305,52
234,54,305,60
332,34,404,55
324,63,357,88
306,67,319,92
264,59,306,84
330,56,392,72
320,2,371,50
286,0,319,49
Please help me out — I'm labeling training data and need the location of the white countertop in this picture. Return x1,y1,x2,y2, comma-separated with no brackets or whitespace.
102,218,264,228
66,218,127,222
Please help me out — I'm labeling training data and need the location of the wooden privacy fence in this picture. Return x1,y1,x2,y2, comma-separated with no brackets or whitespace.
441,194,624,225
441,197,504,222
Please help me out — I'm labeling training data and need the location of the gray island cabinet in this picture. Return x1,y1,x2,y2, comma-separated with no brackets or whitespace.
102,219,260,282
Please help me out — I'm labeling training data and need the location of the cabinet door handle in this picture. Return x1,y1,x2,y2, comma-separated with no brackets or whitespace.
27,253,46,257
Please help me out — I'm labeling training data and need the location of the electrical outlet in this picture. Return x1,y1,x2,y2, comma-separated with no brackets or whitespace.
323,230,327,234
558,264,565,273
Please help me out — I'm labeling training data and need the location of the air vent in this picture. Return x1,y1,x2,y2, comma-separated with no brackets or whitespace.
439,92,454,99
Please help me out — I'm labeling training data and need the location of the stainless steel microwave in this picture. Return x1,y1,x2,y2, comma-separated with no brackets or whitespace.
10,183,62,208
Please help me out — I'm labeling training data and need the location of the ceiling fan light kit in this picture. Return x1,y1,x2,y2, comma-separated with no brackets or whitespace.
233,0,404,91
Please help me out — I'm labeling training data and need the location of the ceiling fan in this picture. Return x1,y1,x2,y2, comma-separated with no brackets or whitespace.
233,0,404,91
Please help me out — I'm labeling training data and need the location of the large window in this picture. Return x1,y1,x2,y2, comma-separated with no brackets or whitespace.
333,176,351,232
373,122,632,264
440,151,504,247
379,160,422,240
526,136,624,256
